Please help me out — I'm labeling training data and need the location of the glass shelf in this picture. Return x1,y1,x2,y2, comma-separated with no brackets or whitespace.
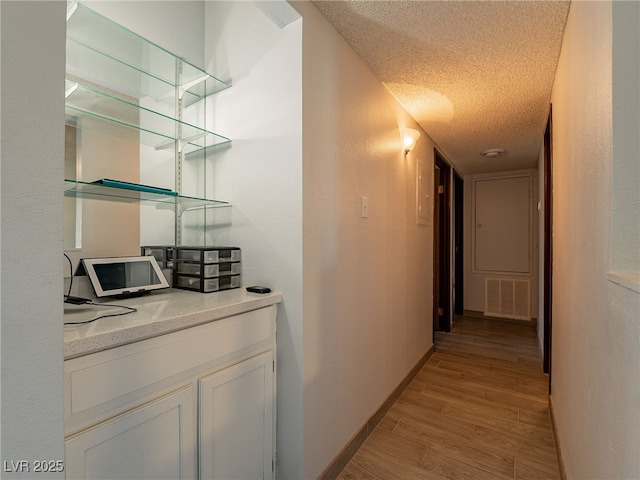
66,2,230,106
64,179,230,211
65,80,231,155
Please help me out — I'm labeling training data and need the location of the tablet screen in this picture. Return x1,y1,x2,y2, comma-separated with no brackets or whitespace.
81,256,169,297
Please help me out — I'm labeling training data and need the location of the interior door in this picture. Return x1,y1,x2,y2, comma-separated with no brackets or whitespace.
433,151,452,332
433,166,441,332
543,109,553,382
453,172,464,316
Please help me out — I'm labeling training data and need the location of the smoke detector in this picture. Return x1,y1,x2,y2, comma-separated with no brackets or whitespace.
480,148,505,158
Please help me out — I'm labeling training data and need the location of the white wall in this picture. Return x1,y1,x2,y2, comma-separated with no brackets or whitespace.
550,1,640,478
202,3,304,478
0,1,66,475
292,2,434,478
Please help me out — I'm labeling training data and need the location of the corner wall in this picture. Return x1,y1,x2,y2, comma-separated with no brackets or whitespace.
0,2,66,475
293,3,434,478
550,1,640,477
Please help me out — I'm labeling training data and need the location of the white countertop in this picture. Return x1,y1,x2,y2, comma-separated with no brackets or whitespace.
64,289,283,359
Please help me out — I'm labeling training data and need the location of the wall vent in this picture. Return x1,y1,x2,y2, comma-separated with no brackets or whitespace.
484,278,530,320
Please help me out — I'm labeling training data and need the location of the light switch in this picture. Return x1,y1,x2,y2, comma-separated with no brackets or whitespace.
360,196,368,218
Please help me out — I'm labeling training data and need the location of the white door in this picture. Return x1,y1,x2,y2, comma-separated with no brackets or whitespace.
473,174,532,274
65,386,196,480
199,351,274,480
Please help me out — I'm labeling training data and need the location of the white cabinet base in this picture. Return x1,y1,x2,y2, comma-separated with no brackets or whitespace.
64,306,277,480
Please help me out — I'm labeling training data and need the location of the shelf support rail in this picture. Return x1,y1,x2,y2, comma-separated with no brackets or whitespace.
175,59,183,246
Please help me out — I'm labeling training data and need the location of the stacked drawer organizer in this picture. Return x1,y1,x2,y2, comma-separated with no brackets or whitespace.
141,246,174,269
173,247,241,293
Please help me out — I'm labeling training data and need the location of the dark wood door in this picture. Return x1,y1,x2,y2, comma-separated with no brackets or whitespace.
543,108,553,383
433,166,441,332
433,151,451,332
453,172,464,316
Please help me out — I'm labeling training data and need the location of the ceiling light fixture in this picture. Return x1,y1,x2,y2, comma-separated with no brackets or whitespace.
401,127,420,155
480,148,505,158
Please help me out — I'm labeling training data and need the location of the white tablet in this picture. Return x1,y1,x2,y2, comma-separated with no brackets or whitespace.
80,256,169,298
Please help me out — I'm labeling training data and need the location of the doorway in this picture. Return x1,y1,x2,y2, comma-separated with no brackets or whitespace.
543,108,553,383
433,150,452,332
453,172,464,317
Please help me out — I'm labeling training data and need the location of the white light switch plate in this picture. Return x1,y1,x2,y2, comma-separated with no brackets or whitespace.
360,196,368,218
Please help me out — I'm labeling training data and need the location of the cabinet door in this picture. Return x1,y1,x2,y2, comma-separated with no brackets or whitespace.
65,386,196,480
199,351,274,480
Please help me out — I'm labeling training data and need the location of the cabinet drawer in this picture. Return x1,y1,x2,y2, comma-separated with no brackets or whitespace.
176,261,241,277
64,305,275,435
175,273,241,293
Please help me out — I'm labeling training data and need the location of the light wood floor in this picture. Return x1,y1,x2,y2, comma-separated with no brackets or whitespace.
337,314,561,480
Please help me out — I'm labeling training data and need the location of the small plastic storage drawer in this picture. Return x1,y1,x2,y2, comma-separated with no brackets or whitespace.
175,247,241,264
175,274,241,293
141,245,174,269
176,261,241,278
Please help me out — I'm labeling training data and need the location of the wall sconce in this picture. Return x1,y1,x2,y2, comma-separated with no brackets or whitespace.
401,127,420,155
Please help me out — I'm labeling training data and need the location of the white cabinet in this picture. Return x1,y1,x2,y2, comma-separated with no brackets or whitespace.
65,387,196,480
64,306,276,480
199,351,274,479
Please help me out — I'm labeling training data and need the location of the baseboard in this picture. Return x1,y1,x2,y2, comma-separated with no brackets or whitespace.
318,345,435,480
463,309,538,326
548,395,567,480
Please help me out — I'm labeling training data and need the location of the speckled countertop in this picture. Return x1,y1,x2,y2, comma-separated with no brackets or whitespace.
64,289,282,359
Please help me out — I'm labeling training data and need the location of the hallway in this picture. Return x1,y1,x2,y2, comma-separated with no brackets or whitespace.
337,314,561,479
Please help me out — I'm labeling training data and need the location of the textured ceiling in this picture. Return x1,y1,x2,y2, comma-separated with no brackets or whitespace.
312,0,571,175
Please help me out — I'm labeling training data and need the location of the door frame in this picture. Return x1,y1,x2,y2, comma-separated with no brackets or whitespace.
453,172,464,316
543,108,553,382
433,150,452,332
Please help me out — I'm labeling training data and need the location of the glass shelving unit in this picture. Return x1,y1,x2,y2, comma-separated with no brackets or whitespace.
65,1,231,237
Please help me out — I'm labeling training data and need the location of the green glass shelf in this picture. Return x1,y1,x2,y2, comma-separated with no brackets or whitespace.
64,179,230,210
66,2,230,106
65,80,231,154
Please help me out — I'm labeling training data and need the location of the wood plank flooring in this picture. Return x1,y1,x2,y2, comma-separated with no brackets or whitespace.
337,314,561,480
